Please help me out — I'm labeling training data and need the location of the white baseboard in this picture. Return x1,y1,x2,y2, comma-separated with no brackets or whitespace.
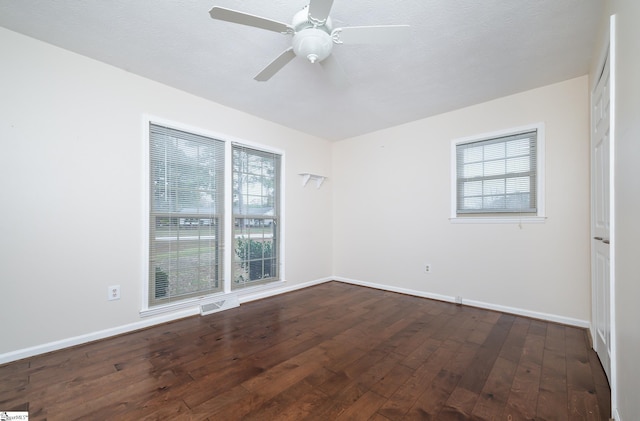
0,307,199,365
0,275,589,365
333,276,590,328
0,277,333,365
237,277,332,304
613,408,621,421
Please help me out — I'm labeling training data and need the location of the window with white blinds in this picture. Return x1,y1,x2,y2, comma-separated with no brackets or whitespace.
453,124,544,220
232,145,281,289
148,124,225,306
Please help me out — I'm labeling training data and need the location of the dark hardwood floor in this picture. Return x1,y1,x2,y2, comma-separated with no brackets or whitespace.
0,281,610,420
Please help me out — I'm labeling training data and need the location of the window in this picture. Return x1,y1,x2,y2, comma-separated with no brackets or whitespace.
148,124,225,306
232,145,281,289
146,121,283,311
451,124,545,222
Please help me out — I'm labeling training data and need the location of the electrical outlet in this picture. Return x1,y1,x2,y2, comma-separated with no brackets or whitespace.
108,285,121,301
425,264,432,273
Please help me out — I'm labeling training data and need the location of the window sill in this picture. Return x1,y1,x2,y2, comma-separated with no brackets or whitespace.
449,216,547,224
140,280,287,318
140,293,229,318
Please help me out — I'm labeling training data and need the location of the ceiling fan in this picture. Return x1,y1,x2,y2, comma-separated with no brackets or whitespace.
209,0,411,87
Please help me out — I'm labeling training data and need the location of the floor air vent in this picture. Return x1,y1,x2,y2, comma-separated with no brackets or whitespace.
200,295,239,316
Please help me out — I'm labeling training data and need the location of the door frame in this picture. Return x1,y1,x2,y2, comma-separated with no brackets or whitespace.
590,13,616,416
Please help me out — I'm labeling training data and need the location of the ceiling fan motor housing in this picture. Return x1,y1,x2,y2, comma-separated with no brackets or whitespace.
293,28,333,63
291,6,333,64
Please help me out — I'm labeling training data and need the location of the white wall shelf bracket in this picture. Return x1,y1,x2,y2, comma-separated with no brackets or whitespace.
299,173,326,189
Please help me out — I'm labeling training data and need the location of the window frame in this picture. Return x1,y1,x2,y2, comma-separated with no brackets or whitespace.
141,116,285,316
231,144,281,290
450,123,546,224
147,123,226,308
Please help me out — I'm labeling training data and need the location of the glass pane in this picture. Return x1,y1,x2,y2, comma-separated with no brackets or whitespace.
234,155,277,215
506,193,531,209
463,181,482,197
506,138,530,157
463,146,483,164
463,197,482,209
483,142,505,160
506,177,530,194
484,195,506,210
151,222,222,300
463,162,483,178
506,156,530,173
483,179,505,195
233,217,277,286
484,159,505,177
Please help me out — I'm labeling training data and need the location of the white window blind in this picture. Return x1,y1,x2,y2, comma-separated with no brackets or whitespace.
148,123,225,306
232,144,281,289
456,129,538,214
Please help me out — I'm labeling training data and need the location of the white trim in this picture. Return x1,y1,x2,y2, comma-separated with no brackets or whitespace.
449,216,546,224
236,277,330,304
333,276,590,328
141,116,151,311
139,291,239,318
224,139,233,294
279,153,286,283
336,276,455,303
0,308,199,365
613,408,621,421
0,277,330,365
450,122,546,222
141,114,286,156
462,297,589,328
609,13,618,418
0,275,590,364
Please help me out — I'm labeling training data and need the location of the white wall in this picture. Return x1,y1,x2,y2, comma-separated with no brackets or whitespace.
333,76,591,324
592,2,640,420
0,27,333,357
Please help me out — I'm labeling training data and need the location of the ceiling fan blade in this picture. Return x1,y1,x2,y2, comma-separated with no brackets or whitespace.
332,25,411,45
320,54,348,88
254,48,297,81
209,6,293,34
308,0,335,25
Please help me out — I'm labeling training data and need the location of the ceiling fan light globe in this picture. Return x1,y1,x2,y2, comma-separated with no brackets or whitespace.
293,28,333,64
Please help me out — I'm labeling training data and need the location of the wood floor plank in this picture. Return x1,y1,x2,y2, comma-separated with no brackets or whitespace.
502,329,545,419
454,313,515,394
368,359,415,399
271,387,329,421
242,373,318,421
565,326,602,420
336,390,387,421
536,324,569,421
470,356,519,420
0,282,610,420
377,339,462,420
355,351,405,392
188,384,255,420
405,368,463,419
431,342,482,418
438,387,482,420
588,348,611,420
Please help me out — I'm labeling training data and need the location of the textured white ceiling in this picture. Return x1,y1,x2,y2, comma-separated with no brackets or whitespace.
0,0,602,140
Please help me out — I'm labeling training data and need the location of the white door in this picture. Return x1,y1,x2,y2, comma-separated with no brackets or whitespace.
591,52,611,382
